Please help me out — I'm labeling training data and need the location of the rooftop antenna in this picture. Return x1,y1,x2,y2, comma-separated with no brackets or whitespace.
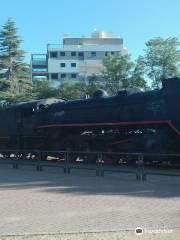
92,28,99,38
63,33,69,38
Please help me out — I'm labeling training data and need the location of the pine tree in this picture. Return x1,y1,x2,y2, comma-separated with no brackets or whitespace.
0,18,31,98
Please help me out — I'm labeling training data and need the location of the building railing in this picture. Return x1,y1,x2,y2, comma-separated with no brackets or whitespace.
32,59,47,63
31,54,47,59
47,44,64,50
32,69,47,73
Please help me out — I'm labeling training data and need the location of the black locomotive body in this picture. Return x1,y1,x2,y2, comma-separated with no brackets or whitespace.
1,77,180,158
0,101,39,150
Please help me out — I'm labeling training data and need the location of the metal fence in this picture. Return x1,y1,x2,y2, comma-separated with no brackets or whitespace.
0,149,180,181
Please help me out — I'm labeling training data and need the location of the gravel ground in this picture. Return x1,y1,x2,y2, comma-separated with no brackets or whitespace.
0,164,179,239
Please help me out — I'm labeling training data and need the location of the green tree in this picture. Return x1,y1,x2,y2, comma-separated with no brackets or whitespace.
102,53,134,95
0,18,30,95
86,74,104,97
130,56,147,90
58,80,86,100
32,80,58,99
0,91,32,102
144,37,180,88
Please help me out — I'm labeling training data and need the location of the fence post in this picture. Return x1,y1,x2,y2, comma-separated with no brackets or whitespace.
12,150,18,169
96,153,99,176
141,155,146,181
63,152,67,174
64,152,67,174
96,153,103,176
137,154,146,181
36,150,42,171
64,151,70,174
100,153,104,177
136,155,140,180
13,163,18,169
136,157,140,180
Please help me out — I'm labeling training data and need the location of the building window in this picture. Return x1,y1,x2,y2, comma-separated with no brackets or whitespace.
51,73,58,80
71,52,76,56
50,51,58,58
60,63,66,67
91,51,96,57
60,51,65,56
61,73,66,79
71,63,76,67
71,73,77,78
78,52,84,57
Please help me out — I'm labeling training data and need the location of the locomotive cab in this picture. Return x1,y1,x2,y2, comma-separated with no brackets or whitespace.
162,77,180,92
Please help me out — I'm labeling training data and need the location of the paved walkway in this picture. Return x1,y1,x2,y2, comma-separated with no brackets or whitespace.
0,165,179,237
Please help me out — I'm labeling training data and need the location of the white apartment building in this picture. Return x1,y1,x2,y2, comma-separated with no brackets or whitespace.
31,31,127,87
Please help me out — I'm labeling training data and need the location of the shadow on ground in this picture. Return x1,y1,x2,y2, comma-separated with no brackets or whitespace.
0,165,180,198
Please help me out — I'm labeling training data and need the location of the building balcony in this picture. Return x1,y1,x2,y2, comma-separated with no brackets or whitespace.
31,54,47,66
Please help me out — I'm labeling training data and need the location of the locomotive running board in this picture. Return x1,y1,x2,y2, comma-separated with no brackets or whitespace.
36,120,180,136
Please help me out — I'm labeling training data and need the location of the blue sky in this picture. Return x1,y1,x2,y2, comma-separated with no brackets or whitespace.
1,0,180,62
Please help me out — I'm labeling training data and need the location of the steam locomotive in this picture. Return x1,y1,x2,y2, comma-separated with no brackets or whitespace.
1,77,180,161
